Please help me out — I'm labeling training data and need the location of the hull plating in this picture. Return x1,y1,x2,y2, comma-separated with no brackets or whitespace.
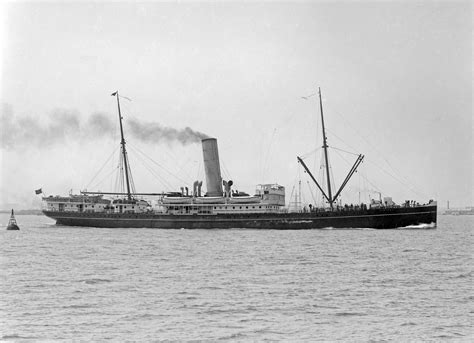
43,205,437,229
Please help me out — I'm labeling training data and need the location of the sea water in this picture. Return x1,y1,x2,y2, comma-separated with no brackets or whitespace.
0,214,472,341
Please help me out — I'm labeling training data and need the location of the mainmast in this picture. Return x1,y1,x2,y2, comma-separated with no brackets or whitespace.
318,87,333,209
298,87,364,209
112,91,132,200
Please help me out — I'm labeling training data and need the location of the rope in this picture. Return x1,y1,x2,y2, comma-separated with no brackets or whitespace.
127,147,174,190
128,143,189,184
220,157,233,182
306,181,317,204
126,152,136,194
299,146,323,160
88,165,120,192
84,146,120,190
155,141,197,181
261,128,277,182
331,146,360,157
195,158,203,181
325,102,427,198
173,155,198,183
114,152,124,194
366,160,426,198
128,144,188,186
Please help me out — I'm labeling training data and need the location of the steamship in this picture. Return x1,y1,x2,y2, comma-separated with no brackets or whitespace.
42,90,437,229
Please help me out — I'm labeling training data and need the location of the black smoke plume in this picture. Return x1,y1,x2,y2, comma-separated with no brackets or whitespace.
0,104,209,150
128,119,209,145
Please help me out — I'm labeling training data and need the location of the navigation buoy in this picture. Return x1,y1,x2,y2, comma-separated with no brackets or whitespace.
6,209,20,230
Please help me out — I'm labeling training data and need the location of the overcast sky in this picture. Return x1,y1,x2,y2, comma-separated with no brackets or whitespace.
1,1,472,209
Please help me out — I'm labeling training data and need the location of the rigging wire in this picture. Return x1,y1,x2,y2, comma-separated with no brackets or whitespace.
108,118,120,193
114,151,124,194
289,164,303,210
328,153,336,202
127,146,175,190
119,150,125,194
261,128,277,182
360,165,372,204
220,157,233,182
330,146,360,157
325,102,427,197
127,144,184,189
173,155,199,183
332,147,397,203
300,180,307,207
331,148,360,203
88,166,120,192
329,130,417,198
315,103,320,155
153,140,200,182
195,158,203,182
83,146,120,191
319,149,327,207
127,142,189,185
325,128,360,156
330,125,424,198
299,146,323,160
306,181,317,205
358,169,382,193
365,159,425,198
288,184,296,211
137,157,173,190
166,145,202,183
126,151,136,194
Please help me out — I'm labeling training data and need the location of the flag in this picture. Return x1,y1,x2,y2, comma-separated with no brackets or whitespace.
111,91,117,96
35,188,42,195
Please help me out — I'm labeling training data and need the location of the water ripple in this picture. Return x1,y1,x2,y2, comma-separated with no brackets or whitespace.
0,214,472,341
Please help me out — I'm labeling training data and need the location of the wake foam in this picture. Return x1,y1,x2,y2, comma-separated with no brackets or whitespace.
397,222,437,230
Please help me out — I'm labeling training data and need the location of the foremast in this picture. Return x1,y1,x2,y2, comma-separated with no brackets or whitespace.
112,91,132,200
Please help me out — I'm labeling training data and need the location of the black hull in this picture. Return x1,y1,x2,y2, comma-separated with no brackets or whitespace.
43,204,437,229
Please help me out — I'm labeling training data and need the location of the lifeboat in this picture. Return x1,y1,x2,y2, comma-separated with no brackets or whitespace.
161,197,193,204
228,196,261,204
194,196,226,204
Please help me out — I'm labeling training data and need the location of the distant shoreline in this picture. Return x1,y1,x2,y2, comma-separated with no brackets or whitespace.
0,209,43,215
